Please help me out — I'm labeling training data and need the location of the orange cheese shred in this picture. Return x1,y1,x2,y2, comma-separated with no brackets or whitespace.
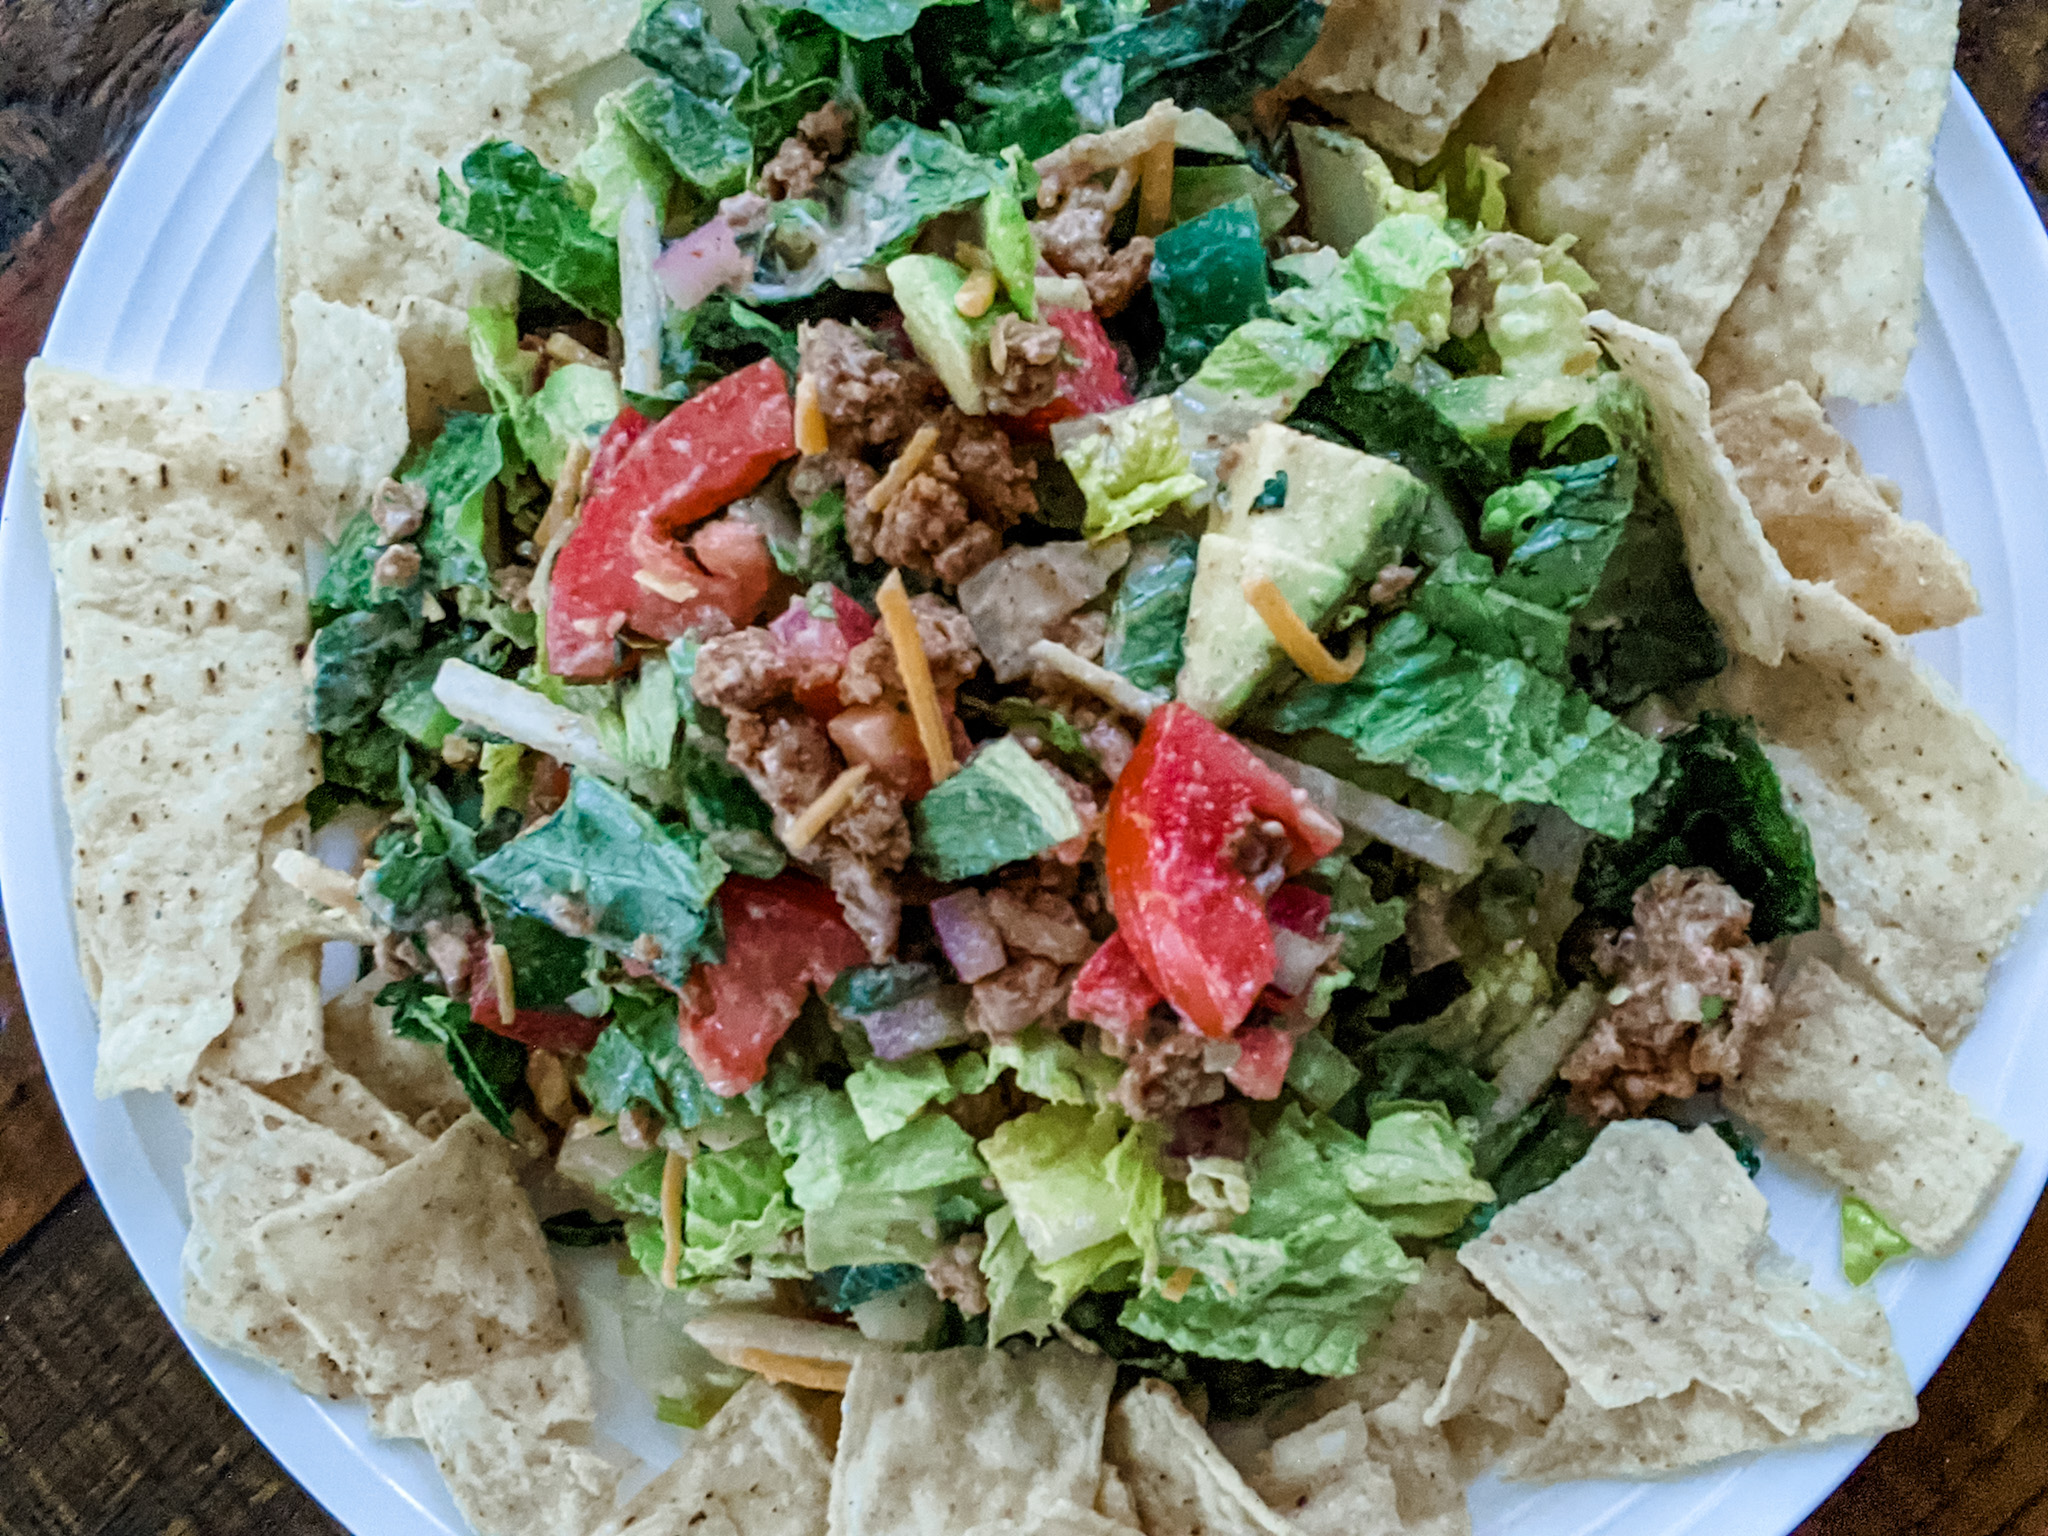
877,569,957,785
794,373,830,456
1134,139,1176,238
735,1348,854,1393
784,763,871,854
1242,575,1364,685
658,1149,685,1290
865,423,941,513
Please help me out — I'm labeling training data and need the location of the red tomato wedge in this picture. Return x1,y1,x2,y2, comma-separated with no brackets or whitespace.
1103,704,1342,1038
1067,930,1164,1043
548,358,796,678
679,874,866,1096
585,405,652,494
1013,307,1133,435
1225,1026,1293,1100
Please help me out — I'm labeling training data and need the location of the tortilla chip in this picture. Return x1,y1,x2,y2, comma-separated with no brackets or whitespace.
27,362,321,1095
1286,0,1562,162
277,0,526,328
251,1113,580,1401
180,1075,385,1395
1712,381,1977,634
1589,313,1798,663
1250,1382,1468,1536
686,1310,898,1367
260,1061,434,1166
1287,1250,1495,1430
1421,1315,1567,1478
323,971,473,1132
1467,0,1860,360
1724,959,2017,1254
396,293,493,430
831,1343,1116,1536
1095,1465,1142,1529
287,292,410,531
1715,589,2048,1045
964,1507,1141,1536
591,1378,833,1536
1701,0,1960,404
405,1373,619,1536
1101,1379,1294,1536
197,809,328,1084
1458,1120,1915,1438
1500,1283,1913,1481
476,0,638,89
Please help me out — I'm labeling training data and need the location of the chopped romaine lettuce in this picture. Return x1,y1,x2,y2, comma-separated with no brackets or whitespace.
1172,164,1297,238
1149,196,1271,389
378,976,525,1137
1565,479,1728,710
1058,398,1206,542
1104,532,1198,694
629,0,751,97
1309,1101,1492,1237
1842,1195,1912,1285
1283,1029,1362,1112
405,411,503,590
681,1137,805,1279
572,91,677,238
439,142,621,321
911,736,1086,880
580,985,761,1131
979,1105,1163,1270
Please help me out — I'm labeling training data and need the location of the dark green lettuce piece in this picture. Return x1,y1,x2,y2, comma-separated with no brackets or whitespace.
490,905,594,1011
1149,196,1270,389
662,293,801,397
312,509,415,623
579,983,758,1126
617,77,752,203
1565,483,1727,711
1457,1086,1598,1240
439,142,621,321
1574,711,1820,942
378,976,526,1137
629,0,751,96
541,1211,626,1247
796,0,973,41
1104,533,1197,694
469,771,727,984
309,605,421,735
1487,455,1638,614
911,737,1086,880
405,411,504,591
1409,549,1573,678
1272,611,1662,839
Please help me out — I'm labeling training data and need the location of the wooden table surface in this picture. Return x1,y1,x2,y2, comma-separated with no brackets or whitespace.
4,3,2048,1532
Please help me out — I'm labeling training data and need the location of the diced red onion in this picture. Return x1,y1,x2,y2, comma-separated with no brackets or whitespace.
930,890,1007,983
654,217,751,311
1270,926,1342,998
863,989,972,1060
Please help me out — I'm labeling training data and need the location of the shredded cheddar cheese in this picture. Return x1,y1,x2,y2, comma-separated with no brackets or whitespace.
658,1149,685,1290
734,1349,853,1393
878,569,958,784
1242,575,1364,684
954,268,998,319
1159,1266,1196,1303
784,763,872,853
865,423,941,513
1025,638,1164,721
1135,138,1176,238
794,373,829,456
487,942,517,1025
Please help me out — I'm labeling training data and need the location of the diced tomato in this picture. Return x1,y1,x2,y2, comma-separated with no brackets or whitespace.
467,936,605,1054
1225,1026,1293,1100
829,703,931,799
771,588,876,718
548,359,796,679
1266,885,1331,939
1103,704,1342,1038
1067,931,1163,1043
585,406,652,496
1013,308,1134,435
678,874,867,1095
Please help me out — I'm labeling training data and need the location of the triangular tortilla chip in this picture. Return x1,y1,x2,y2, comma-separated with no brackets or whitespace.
286,292,410,532
323,971,472,1132
1701,0,1961,404
260,1061,433,1166
1724,958,2016,1253
197,809,327,1086
1458,1121,1916,1438
1285,1250,1494,1431
475,0,637,89
1421,1315,1567,1479
592,1378,834,1536
831,1344,1116,1536
1251,1381,1467,1536
405,1371,619,1536
1102,1379,1294,1536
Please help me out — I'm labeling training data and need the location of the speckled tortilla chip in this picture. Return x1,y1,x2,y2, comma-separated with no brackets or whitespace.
592,1379,834,1536
1102,1379,1294,1536
1458,1121,1915,1438
1724,959,2017,1253
1702,0,1961,404
286,292,410,532
1467,0,1860,359
322,971,472,1132
1250,1382,1468,1536
260,1059,434,1166
1287,1250,1494,1428
26,362,321,1095
197,809,327,1086
476,0,638,89
180,1076,386,1396
964,1506,1142,1536
1422,1314,1567,1479
405,1371,619,1536
251,1114,581,1402
1287,0,1563,162
831,1344,1116,1536
1712,381,1976,635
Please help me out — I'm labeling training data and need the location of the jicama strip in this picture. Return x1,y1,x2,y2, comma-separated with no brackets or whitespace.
432,658,628,782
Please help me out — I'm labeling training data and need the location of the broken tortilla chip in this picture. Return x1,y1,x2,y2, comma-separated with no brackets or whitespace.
260,1060,434,1167
1466,0,1861,360
404,1372,620,1536
1724,958,2017,1254
287,291,410,532
323,970,473,1133
964,1506,1143,1536
1102,1378,1294,1536
1459,1120,1916,1439
591,1378,834,1536
1422,1314,1567,1479
1286,0,1563,163
831,1343,1116,1536
27,362,321,1095
1250,1381,1468,1536
1701,0,1961,404
475,0,636,89
1712,380,1977,635
196,809,328,1086
1285,1250,1494,1432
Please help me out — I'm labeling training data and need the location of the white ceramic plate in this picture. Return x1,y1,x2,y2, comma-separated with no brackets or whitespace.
6,0,2048,1529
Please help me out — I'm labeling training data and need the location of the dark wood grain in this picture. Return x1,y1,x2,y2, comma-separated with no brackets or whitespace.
4,2,2048,1533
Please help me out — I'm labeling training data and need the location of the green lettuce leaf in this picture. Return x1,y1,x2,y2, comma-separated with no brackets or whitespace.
1574,711,1820,941
1059,397,1207,541
468,770,727,985
845,1048,987,1139
979,1105,1163,1269
1564,478,1728,711
1268,213,1465,358
571,91,677,238
1309,1101,1492,1236
629,0,751,97
1272,610,1663,839
1460,1086,1599,1238
405,411,504,590
616,76,753,206
580,985,761,1131
1149,196,1270,389
1104,532,1198,693
479,742,531,822
663,294,800,398
986,1027,1122,1107
1842,1195,1912,1285
439,141,621,321
665,634,786,878
682,1137,805,1278
1119,1107,1419,1375
1484,455,1637,615
308,605,421,735
1172,164,1297,237
911,736,1086,880
1410,548,1574,677
513,364,620,486
467,304,538,417
378,976,525,1137
1282,1029,1361,1113
797,0,973,41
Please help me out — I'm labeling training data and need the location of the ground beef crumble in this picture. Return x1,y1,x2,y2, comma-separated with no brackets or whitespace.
984,314,1070,415
1033,181,1154,318
839,592,983,705
1106,1020,1227,1122
1561,865,1775,1121
986,885,1092,964
798,319,940,455
756,100,854,200
969,955,1070,1038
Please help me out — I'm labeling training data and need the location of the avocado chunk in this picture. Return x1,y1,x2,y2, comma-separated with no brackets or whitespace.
912,736,1085,880
1176,423,1427,721
983,190,1037,321
886,254,987,415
